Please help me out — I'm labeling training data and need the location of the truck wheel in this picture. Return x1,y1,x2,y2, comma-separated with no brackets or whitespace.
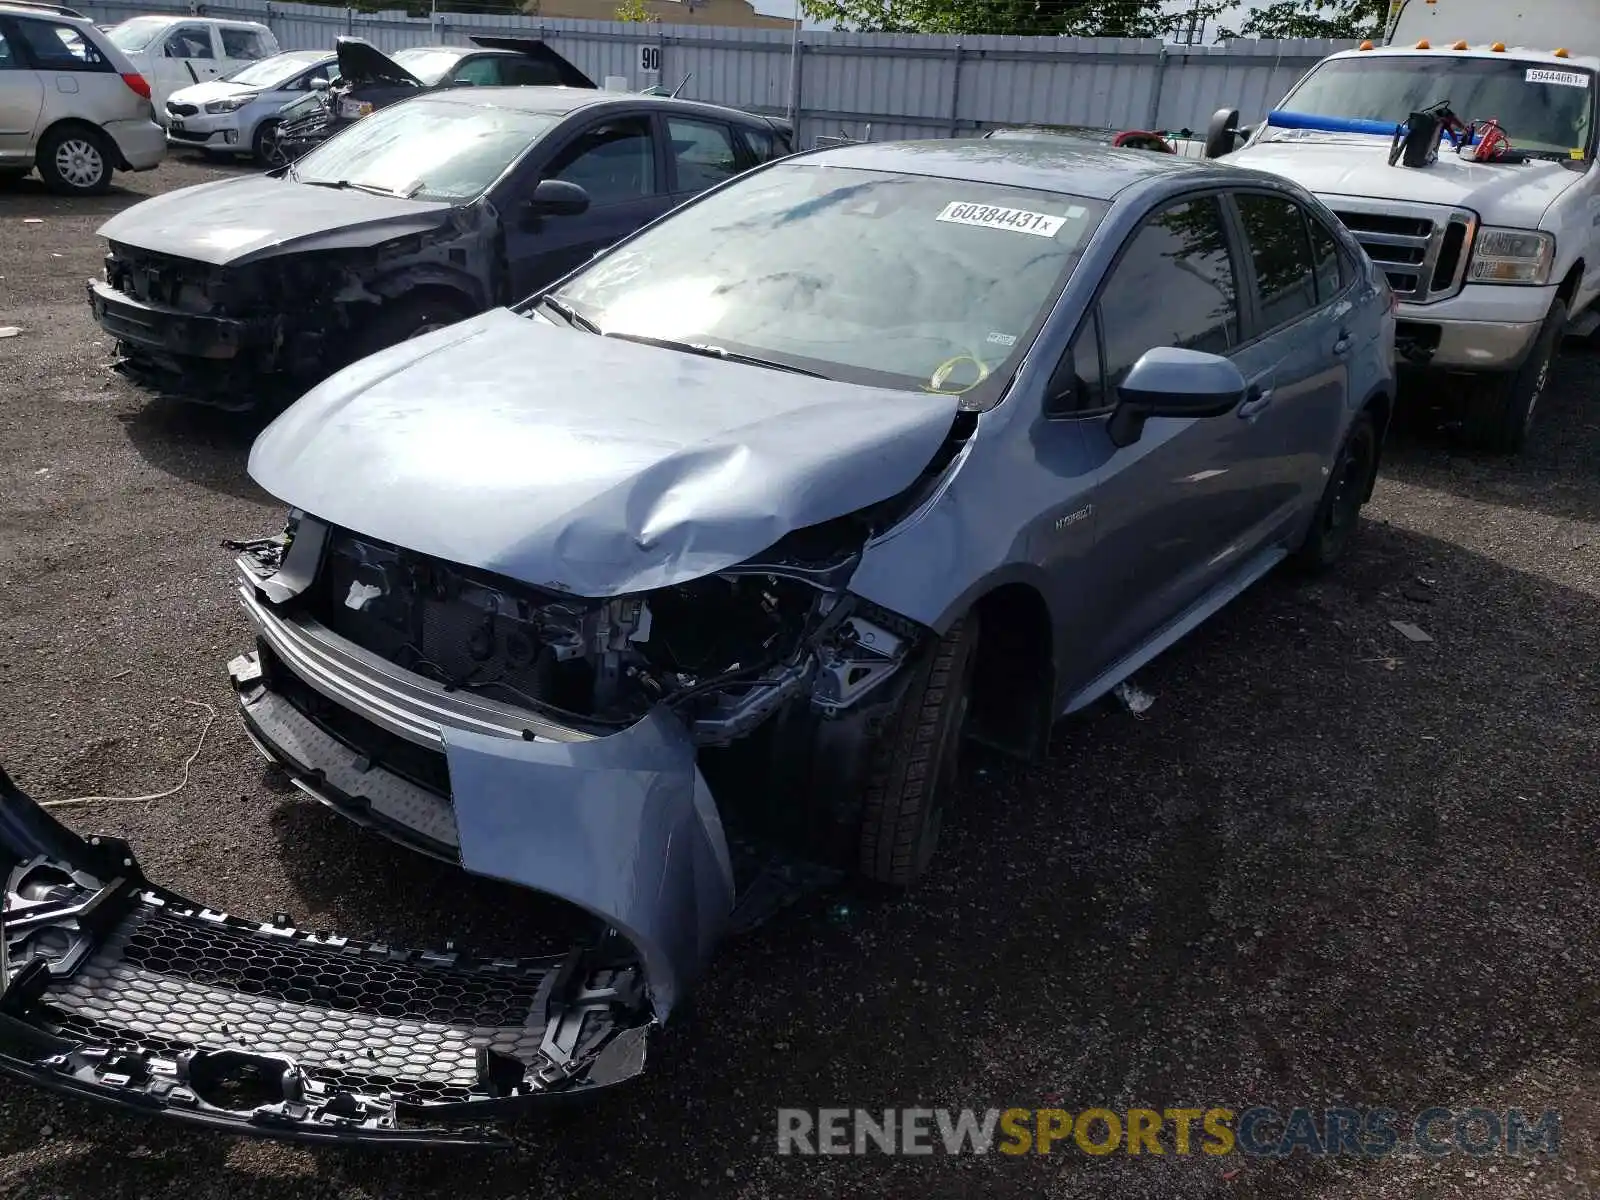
857,613,979,887
1463,297,1566,455
1291,411,1377,574
37,126,112,195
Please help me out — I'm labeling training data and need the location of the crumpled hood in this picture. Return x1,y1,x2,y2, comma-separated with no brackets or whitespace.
96,174,454,267
1232,137,1583,227
334,36,422,88
248,309,962,597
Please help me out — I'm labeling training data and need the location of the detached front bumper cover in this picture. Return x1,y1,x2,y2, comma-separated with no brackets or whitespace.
0,766,653,1147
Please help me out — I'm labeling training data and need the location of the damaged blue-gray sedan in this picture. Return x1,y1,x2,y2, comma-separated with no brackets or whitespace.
1,138,1396,1144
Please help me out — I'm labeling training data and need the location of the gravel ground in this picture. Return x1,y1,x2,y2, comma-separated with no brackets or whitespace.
1,158,1598,1200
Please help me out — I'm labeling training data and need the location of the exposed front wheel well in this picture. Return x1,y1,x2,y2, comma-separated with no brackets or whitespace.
1558,260,1585,309
966,583,1055,762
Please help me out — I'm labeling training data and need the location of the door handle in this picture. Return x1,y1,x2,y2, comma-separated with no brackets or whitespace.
1238,384,1274,419
1332,328,1353,356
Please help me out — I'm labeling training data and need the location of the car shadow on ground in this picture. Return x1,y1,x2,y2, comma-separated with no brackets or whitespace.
1382,350,1600,527
117,394,281,503
0,174,151,221
6,519,1563,1195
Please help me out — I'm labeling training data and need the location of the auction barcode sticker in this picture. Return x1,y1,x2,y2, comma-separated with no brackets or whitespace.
1527,68,1589,88
937,201,1067,237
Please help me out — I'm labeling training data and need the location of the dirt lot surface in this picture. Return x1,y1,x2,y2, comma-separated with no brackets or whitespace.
1,158,1598,1200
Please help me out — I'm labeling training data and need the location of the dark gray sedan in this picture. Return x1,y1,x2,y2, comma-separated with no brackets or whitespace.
86,87,794,405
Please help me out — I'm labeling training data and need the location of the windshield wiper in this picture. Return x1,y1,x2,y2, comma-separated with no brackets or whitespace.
296,178,406,198
601,331,828,378
536,294,600,333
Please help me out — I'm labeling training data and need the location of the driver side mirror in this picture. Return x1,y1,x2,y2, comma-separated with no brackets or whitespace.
1106,347,1247,448
310,76,330,92
1203,107,1244,159
525,178,591,220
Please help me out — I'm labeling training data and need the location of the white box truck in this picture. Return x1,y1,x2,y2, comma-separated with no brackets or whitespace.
1204,0,1600,452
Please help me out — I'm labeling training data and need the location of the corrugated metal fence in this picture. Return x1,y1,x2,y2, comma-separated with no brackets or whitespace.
77,0,1354,146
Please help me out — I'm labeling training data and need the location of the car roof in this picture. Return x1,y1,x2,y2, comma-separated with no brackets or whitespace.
422,86,778,126
0,1,94,22
795,137,1260,200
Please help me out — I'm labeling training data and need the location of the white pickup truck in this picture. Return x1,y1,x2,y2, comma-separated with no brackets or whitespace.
1204,0,1600,453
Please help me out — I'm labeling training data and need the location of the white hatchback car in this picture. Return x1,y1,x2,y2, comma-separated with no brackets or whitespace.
103,14,279,119
164,48,334,164
0,1,165,193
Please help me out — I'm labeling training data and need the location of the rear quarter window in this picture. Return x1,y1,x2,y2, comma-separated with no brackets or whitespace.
738,125,791,162
14,18,111,71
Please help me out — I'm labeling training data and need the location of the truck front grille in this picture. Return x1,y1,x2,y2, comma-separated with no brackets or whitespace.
1328,202,1476,305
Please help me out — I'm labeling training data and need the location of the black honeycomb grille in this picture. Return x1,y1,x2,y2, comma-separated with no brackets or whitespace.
41,903,619,1107
118,908,544,1026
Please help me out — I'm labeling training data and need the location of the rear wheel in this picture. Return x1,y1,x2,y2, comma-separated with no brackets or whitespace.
37,126,112,195
857,613,980,886
1291,411,1378,574
1462,297,1565,455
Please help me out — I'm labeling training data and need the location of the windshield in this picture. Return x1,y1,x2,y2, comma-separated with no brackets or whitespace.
106,16,169,52
224,53,324,89
1280,55,1596,155
392,46,465,86
552,163,1106,400
291,98,556,200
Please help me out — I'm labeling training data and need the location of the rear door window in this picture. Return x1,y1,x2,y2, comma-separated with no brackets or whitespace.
666,117,741,192
220,27,272,61
15,18,111,70
1234,192,1320,333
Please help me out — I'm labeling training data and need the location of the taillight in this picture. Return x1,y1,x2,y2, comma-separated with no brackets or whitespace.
121,73,151,100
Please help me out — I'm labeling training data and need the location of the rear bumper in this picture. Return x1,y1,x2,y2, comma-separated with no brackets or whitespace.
0,765,653,1146
103,118,166,171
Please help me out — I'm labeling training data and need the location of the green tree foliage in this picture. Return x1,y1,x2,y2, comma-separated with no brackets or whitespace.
799,0,1232,39
1217,0,1389,40
615,0,656,20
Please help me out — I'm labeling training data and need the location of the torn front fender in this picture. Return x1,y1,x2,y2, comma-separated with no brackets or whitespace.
443,708,735,1020
0,764,654,1146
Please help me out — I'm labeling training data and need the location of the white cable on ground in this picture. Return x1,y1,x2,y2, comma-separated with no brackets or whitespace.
42,699,217,809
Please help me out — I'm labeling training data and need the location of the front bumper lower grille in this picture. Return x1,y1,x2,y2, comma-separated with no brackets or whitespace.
0,768,652,1146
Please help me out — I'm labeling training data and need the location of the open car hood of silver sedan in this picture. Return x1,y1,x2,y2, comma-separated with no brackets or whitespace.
247,309,962,598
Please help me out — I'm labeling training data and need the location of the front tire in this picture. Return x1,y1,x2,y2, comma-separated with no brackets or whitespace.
37,126,112,195
857,613,980,886
252,119,285,168
349,294,473,364
1462,297,1565,455
1292,411,1378,574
